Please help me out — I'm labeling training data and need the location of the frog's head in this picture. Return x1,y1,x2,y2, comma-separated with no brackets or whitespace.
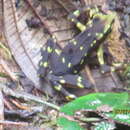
94,12,116,34
90,11,116,41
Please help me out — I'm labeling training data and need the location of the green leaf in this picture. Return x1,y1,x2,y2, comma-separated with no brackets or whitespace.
94,121,115,130
57,93,130,130
58,117,84,130
60,93,128,115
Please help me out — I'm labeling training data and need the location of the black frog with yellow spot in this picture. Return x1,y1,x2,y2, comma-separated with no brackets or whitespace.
38,6,116,100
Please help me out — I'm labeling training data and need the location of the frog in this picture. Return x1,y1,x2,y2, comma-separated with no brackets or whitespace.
38,6,116,100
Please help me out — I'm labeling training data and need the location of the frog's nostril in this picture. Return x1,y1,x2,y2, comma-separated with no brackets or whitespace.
68,48,73,54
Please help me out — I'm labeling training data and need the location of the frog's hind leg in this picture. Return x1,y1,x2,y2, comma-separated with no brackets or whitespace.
47,73,92,99
48,73,92,89
50,81,77,100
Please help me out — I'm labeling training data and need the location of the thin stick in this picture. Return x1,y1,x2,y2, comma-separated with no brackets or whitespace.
0,59,17,81
0,91,4,130
0,120,28,126
0,83,60,111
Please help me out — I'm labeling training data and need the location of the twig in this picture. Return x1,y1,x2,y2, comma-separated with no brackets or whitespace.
0,120,28,126
110,72,123,89
0,83,60,111
11,99,31,111
0,59,17,81
4,109,39,119
0,42,12,59
0,91,4,130
75,117,103,123
4,99,13,110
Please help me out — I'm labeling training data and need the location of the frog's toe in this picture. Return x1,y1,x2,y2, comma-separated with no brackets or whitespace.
79,78,93,89
75,76,93,89
84,81,93,89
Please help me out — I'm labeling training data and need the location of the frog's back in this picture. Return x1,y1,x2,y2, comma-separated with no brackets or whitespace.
64,18,106,65
50,17,112,75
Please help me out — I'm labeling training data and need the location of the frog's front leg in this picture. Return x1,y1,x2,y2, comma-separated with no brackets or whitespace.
47,73,92,100
50,80,77,100
70,5,99,18
38,39,55,77
68,11,86,32
97,44,115,73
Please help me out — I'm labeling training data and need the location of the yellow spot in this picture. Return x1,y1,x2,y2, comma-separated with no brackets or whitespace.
52,35,56,39
40,62,44,66
73,10,80,17
68,62,72,68
55,49,61,55
101,70,105,74
112,62,122,67
74,70,78,73
47,46,52,53
77,76,82,82
97,44,104,65
73,40,77,45
104,24,111,33
90,43,94,47
60,79,66,84
80,59,84,64
54,85,61,91
77,83,84,88
70,39,77,45
59,76,63,78
43,62,48,67
87,20,92,26
84,53,87,57
62,57,65,63
71,18,75,22
95,6,99,12
77,22,86,32
96,33,98,36
66,95,76,100
111,67,115,72
52,35,57,42
107,24,111,29
80,46,83,50
95,33,103,39
93,40,96,44
98,33,103,39
90,7,99,18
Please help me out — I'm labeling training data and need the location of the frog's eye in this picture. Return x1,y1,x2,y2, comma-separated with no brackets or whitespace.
93,17,100,24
